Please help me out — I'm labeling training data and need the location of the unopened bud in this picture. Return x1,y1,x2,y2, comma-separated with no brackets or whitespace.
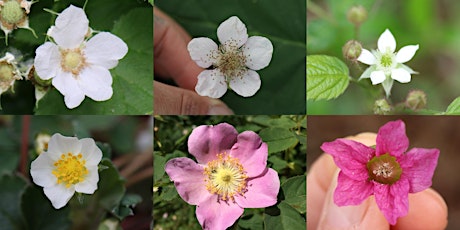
347,5,368,26
374,98,392,115
342,40,362,61
405,90,427,111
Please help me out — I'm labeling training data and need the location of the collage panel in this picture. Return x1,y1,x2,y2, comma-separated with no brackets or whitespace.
153,115,306,229
307,116,454,229
0,115,153,229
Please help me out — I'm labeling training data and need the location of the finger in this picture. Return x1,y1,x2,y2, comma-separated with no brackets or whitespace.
153,81,233,115
154,7,202,90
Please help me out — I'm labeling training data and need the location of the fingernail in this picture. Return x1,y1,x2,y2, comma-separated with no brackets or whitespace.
208,99,234,115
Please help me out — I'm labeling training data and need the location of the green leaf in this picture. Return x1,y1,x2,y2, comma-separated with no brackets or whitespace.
0,174,27,230
159,185,178,201
154,154,166,183
112,194,142,220
96,159,125,211
238,213,263,230
259,127,298,154
268,155,288,172
445,97,460,114
307,55,350,100
0,127,19,174
264,201,306,230
281,175,306,214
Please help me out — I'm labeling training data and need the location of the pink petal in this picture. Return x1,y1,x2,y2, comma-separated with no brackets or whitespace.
196,195,244,230
373,179,410,225
230,131,268,177
188,123,238,164
164,157,211,205
399,148,439,193
376,120,408,157
334,171,374,206
321,139,373,180
234,168,279,208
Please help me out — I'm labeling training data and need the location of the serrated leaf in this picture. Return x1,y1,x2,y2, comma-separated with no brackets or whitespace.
154,154,166,183
281,175,306,214
307,55,350,100
259,127,298,154
264,201,306,230
445,97,460,114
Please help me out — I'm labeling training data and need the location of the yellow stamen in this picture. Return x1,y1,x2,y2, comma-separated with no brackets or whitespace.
52,152,88,188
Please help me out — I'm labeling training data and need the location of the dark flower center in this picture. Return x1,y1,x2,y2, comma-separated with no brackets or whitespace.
366,153,402,184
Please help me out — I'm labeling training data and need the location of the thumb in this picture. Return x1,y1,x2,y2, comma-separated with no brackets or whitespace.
154,81,233,115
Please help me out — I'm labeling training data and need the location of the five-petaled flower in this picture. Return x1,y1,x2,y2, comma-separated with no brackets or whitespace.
34,5,128,109
30,133,102,209
188,16,273,98
165,123,280,230
321,120,439,225
358,29,419,96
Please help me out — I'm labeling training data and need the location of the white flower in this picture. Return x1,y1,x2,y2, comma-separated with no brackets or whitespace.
34,5,128,109
358,29,419,96
30,133,102,209
0,0,34,42
188,16,273,98
0,52,21,99
34,132,51,155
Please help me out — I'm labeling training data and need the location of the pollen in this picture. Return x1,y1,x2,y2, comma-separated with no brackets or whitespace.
61,48,86,75
216,40,247,79
366,153,402,185
203,153,248,201
52,152,88,188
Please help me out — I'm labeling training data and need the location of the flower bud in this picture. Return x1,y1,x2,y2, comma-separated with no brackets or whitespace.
405,90,427,111
342,40,362,61
347,5,368,26
373,98,392,115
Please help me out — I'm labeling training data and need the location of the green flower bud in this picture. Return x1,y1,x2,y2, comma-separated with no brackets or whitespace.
374,98,392,115
405,90,427,111
347,5,368,26
342,40,362,61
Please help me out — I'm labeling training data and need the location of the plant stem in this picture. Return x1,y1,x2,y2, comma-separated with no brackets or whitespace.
20,115,31,177
307,0,336,25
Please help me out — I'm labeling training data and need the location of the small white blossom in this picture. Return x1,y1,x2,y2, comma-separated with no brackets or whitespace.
188,16,273,98
30,133,102,209
358,29,419,96
34,5,128,109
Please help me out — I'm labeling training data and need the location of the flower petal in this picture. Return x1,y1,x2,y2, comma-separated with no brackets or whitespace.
196,195,244,230
50,5,88,49
188,123,238,164
52,71,85,109
376,120,409,157
396,45,419,63
46,133,82,160
74,165,99,194
187,37,219,68
30,154,56,187
85,32,128,69
378,29,396,53
165,157,211,205
321,139,373,180
234,168,279,208
382,78,394,97
217,16,248,49
195,69,227,98
242,36,273,70
370,70,386,85
334,171,374,206
34,42,61,80
78,66,113,101
373,179,410,225
358,66,375,80
230,131,268,177
43,184,75,209
399,148,439,193
229,70,261,97
357,49,376,65
79,138,102,166
391,68,411,83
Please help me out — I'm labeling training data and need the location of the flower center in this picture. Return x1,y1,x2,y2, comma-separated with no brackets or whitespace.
376,51,397,74
52,153,88,188
61,49,86,75
204,153,248,201
0,62,14,82
0,0,25,25
217,43,247,79
366,153,402,184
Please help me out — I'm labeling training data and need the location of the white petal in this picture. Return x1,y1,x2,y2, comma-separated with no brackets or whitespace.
217,16,248,49
391,68,411,83
30,154,56,187
382,78,394,97
51,5,88,49
34,42,61,80
229,70,261,97
242,36,273,70
357,49,376,65
401,64,417,74
46,133,82,160
52,71,85,109
195,69,227,98
74,165,99,194
378,29,396,53
370,70,386,85
187,37,219,68
396,45,419,63
79,138,102,166
78,66,113,101
359,66,375,80
44,184,75,209
85,32,128,69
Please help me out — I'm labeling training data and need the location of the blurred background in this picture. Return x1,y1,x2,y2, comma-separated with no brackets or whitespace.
307,116,460,229
307,0,460,114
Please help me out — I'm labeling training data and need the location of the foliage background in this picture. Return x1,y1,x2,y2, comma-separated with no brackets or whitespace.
155,0,306,115
153,115,306,230
307,0,460,114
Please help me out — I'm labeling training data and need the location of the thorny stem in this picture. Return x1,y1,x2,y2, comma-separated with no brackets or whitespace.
20,115,31,177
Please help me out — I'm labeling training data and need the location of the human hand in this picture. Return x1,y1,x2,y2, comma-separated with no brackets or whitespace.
307,133,448,230
153,8,233,114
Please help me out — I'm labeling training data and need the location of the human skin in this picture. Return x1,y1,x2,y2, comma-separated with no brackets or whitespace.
307,133,448,230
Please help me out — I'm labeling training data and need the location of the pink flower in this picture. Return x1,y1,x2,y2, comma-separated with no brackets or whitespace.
165,123,280,230
320,120,439,225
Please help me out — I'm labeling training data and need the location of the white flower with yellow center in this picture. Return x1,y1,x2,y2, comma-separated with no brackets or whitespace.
358,29,419,96
30,133,102,209
0,0,35,43
0,52,21,100
34,5,128,109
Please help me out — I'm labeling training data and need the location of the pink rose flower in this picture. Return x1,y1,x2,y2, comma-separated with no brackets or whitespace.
165,123,280,230
321,120,439,225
